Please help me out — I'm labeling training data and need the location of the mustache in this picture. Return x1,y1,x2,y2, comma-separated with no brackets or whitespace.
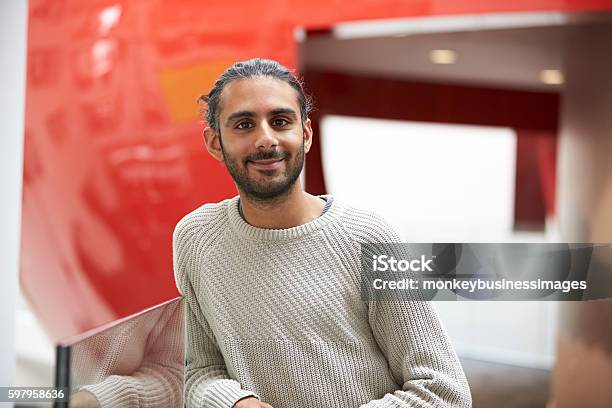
245,150,289,162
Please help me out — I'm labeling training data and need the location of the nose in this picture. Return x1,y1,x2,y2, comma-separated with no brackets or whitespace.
255,121,279,150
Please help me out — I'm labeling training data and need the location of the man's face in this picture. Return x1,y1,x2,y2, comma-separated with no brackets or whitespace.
206,76,312,201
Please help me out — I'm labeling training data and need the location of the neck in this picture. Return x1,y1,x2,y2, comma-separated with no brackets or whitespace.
238,183,325,229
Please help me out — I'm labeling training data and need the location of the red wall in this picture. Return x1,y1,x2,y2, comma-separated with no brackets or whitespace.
302,70,559,228
22,0,612,340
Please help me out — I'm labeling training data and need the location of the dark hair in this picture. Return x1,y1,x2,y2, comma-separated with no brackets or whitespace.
197,58,313,134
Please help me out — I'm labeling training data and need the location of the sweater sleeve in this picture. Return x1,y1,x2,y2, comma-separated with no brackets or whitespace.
356,215,472,408
361,300,472,407
173,219,259,408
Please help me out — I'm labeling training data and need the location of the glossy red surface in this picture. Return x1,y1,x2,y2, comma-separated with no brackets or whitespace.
22,0,612,340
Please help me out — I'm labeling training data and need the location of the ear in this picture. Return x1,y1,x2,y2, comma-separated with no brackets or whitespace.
303,118,314,154
203,126,224,162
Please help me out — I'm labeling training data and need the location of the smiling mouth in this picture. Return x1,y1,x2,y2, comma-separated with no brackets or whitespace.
248,158,284,170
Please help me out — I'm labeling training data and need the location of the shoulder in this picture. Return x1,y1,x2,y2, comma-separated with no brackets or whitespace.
172,197,236,294
331,197,403,243
172,197,234,249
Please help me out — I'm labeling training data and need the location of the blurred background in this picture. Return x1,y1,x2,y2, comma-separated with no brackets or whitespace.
2,1,612,407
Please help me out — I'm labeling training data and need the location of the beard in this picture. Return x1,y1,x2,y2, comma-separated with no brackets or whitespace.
221,138,305,202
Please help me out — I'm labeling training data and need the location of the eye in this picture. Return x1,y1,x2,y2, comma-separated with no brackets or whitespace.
235,121,254,130
272,118,289,127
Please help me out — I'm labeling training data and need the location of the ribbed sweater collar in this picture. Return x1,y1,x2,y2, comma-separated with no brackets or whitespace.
226,194,342,241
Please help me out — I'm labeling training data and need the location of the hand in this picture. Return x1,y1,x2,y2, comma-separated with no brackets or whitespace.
233,396,274,408
69,390,101,408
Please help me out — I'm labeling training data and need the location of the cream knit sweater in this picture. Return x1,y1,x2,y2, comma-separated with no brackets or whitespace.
173,195,471,408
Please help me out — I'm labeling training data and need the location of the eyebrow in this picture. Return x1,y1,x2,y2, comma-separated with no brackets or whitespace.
269,108,298,118
225,108,298,125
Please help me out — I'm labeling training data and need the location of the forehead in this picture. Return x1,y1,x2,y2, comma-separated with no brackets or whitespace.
218,77,300,119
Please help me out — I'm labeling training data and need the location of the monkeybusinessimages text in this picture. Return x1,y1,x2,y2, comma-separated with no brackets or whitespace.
370,254,587,294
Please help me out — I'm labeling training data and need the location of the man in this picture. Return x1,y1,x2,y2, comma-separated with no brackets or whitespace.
173,58,471,408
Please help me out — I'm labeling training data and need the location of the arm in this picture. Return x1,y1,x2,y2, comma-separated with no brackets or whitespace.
360,300,471,408
357,217,471,408
174,221,259,408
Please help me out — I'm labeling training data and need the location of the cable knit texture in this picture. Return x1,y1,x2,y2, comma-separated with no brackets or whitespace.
173,195,472,408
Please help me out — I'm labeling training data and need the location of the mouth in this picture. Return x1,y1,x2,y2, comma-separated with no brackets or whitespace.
248,158,284,171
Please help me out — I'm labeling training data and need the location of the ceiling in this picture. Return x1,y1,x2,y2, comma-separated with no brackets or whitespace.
300,13,612,92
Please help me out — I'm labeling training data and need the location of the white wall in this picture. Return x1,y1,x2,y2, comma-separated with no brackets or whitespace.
321,116,517,241
0,0,28,400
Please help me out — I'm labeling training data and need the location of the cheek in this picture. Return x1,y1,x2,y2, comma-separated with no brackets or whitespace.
221,138,248,158
288,133,305,150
